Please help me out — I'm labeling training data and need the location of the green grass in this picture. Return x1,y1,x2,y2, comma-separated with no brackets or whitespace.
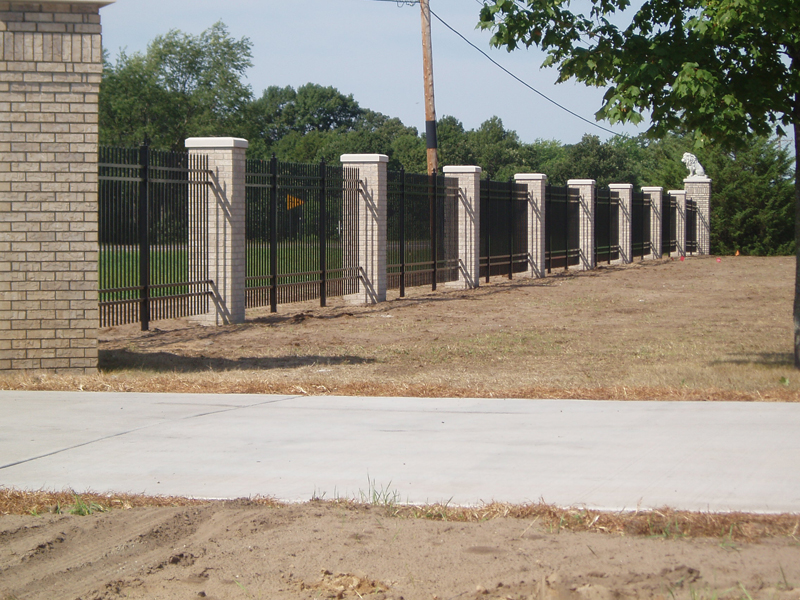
100,241,350,302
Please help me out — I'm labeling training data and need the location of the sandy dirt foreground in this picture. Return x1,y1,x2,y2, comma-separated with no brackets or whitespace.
1,502,800,600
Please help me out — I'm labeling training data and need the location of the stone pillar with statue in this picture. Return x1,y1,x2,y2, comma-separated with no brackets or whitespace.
682,153,712,255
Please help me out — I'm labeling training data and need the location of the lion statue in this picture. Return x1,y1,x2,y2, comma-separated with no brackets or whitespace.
681,152,706,178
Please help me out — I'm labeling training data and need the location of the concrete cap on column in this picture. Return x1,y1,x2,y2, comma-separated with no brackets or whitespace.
47,0,117,4
340,154,388,164
567,179,596,186
185,137,249,149
444,166,482,174
608,183,633,190
514,173,547,182
668,190,686,196
641,186,664,193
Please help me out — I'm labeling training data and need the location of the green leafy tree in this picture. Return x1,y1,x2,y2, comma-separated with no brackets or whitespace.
467,116,521,179
100,22,253,150
703,138,795,256
479,0,800,366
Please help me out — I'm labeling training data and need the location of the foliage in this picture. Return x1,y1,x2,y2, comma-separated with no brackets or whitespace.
478,0,799,149
100,22,253,150
703,138,795,255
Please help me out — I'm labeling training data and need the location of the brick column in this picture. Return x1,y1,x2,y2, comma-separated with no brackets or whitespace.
340,154,388,304
514,173,546,278
684,177,712,255
567,179,596,271
0,0,114,373
185,137,248,325
669,190,687,257
642,186,663,259
609,183,633,264
443,165,481,289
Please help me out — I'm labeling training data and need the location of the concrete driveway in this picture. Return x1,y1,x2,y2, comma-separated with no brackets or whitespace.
1,391,798,512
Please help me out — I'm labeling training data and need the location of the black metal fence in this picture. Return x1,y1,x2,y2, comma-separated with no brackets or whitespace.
545,185,580,272
594,188,619,264
662,194,677,255
98,145,211,330
479,180,528,280
631,190,652,260
387,171,459,294
245,157,360,311
685,198,698,254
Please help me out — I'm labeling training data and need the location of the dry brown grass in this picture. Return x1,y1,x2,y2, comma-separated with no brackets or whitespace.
2,256,797,401
2,371,797,402
0,487,278,516
3,487,796,543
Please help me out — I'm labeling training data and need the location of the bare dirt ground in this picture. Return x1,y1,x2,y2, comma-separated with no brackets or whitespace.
2,255,796,400
1,495,800,600
2,256,799,600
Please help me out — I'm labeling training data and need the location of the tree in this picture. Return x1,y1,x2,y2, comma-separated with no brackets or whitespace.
100,22,253,150
479,0,800,366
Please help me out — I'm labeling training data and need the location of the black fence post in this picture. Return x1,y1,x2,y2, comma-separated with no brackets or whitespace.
270,154,278,313
608,189,613,264
319,158,327,307
138,142,150,331
564,187,570,272
431,172,438,291
512,184,516,277
399,167,406,298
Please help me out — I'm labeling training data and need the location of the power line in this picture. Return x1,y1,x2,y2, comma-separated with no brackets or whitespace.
367,0,624,138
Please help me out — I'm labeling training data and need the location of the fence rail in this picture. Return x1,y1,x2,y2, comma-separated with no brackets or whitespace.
98,144,211,330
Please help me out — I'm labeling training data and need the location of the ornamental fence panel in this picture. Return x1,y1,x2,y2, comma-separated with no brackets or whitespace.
479,179,528,281
686,198,698,254
594,187,620,264
386,171,459,295
662,194,677,255
245,157,360,311
545,185,580,272
98,144,211,330
631,189,652,260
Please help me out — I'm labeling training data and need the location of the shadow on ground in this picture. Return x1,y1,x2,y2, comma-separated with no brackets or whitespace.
711,352,792,367
100,350,375,373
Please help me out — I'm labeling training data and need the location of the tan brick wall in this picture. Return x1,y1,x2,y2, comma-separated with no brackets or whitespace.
567,179,596,271
340,154,388,304
669,190,687,257
186,138,248,325
642,186,663,259
609,183,633,264
0,2,109,373
514,173,546,279
444,165,481,289
684,178,712,255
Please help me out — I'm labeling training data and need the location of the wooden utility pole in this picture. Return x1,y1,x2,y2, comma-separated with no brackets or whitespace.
420,0,438,175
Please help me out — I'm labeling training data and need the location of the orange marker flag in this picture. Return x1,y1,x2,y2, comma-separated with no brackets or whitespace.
287,195,304,210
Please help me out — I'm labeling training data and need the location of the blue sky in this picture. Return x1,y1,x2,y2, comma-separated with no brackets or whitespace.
100,0,649,145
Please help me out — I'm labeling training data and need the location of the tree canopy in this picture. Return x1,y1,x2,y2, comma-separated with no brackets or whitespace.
99,21,795,261
100,22,253,150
